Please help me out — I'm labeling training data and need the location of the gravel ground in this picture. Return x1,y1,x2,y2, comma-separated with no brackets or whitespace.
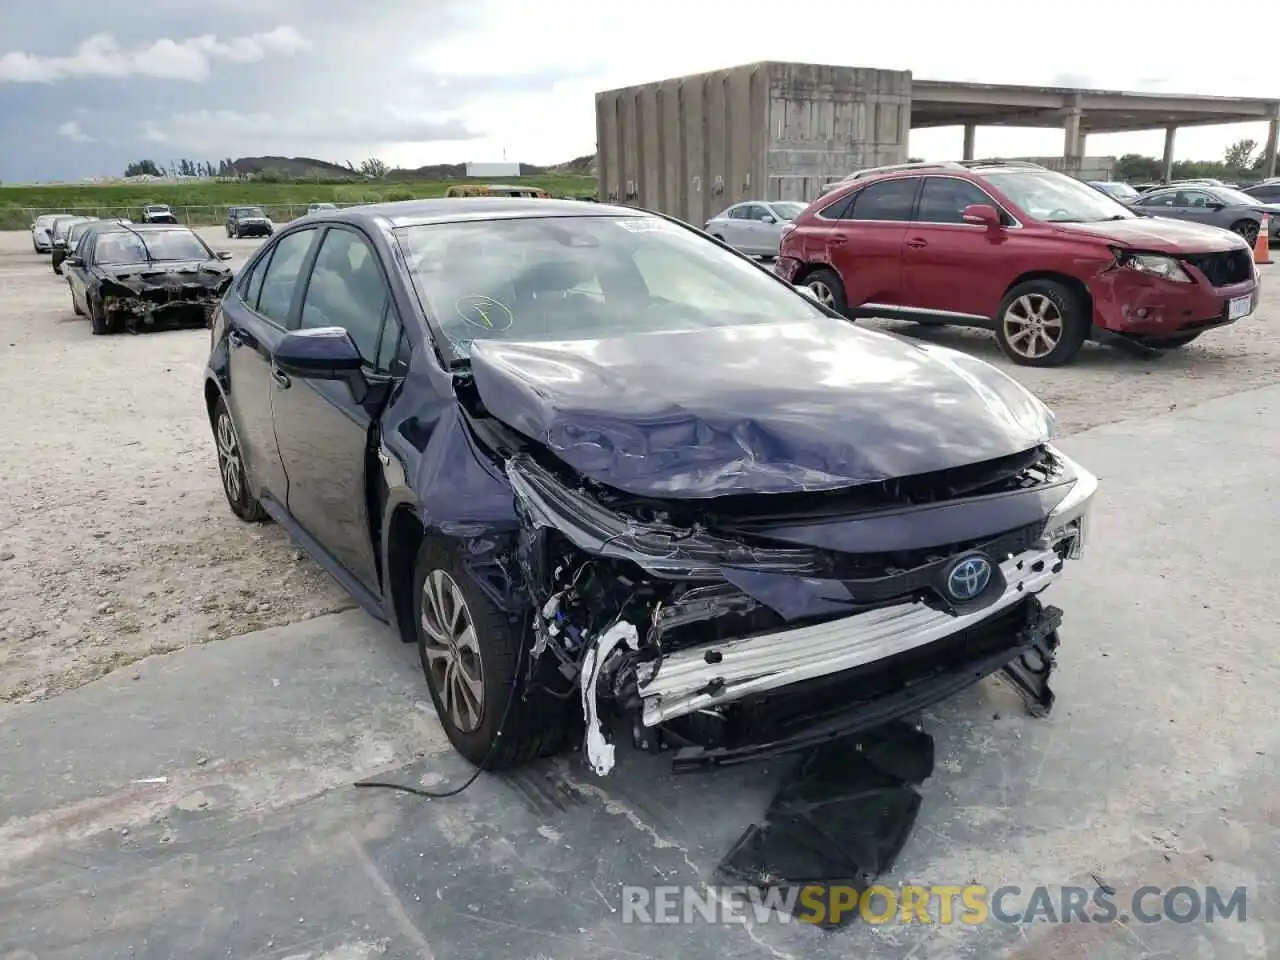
0,226,1276,702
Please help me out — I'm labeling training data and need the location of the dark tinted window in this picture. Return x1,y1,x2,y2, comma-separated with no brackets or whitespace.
817,194,854,220
1137,191,1177,207
917,178,997,224
240,254,268,310
743,204,770,220
847,179,918,221
1250,185,1280,201
299,228,390,364
256,229,316,326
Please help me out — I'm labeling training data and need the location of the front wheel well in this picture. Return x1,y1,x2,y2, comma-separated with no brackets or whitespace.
386,504,425,644
1001,271,1093,323
203,379,222,425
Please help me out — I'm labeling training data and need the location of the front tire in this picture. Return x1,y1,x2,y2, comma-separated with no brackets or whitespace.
88,295,109,335
413,539,572,770
995,279,1089,367
71,287,83,317
212,397,268,522
1230,219,1260,247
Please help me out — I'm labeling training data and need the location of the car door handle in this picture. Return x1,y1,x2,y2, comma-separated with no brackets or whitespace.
271,368,291,390
228,329,246,348
906,237,928,248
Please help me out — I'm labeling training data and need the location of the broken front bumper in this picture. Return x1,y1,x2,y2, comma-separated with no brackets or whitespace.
637,543,1066,726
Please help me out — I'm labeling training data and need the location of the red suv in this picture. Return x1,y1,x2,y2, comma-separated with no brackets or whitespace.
775,161,1261,366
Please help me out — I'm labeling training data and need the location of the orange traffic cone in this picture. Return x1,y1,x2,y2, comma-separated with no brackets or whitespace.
1253,215,1273,265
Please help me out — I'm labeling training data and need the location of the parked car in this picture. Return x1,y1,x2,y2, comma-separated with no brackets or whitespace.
48,216,94,272
64,224,233,334
703,201,809,257
203,197,1096,776
1127,184,1280,247
50,216,98,274
1087,181,1140,202
1239,180,1280,203
31,214,63,253
226,206,274,238
304,202,338,215
775,161,1259,367
140,203,179,224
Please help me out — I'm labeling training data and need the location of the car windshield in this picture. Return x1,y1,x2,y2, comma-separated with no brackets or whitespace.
242,207,266,217
771,202,808,220
53,219,83,240
1212,187,1260,206
1098,182,1139,200
984,170,1136,222
96,230,210,264
395,214,827,361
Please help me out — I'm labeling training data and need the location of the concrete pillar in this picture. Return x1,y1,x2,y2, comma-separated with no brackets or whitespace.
1063,97,1083,172
1162,127,1177,182
962,124,976,161
1265,104,1280,178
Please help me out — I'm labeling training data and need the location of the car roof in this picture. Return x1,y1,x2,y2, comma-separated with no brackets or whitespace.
307,197,645,230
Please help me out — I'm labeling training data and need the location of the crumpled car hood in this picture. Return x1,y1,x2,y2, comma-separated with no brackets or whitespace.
467,321,1055,498
102,260,231,292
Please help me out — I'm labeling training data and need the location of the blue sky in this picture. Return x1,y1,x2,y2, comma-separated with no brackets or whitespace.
3,0,1278,182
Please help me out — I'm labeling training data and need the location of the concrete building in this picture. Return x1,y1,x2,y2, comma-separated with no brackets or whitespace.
596,62,1280,223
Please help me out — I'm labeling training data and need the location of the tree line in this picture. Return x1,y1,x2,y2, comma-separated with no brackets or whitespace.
1113,138,1272,182
122,157,390,180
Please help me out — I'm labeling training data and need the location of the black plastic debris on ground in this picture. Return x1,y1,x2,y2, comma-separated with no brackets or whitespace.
713,719,935,930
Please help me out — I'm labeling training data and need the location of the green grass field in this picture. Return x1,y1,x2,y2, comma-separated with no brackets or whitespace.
0,175,598,230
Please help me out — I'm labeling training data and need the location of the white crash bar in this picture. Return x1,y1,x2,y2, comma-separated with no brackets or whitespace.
638,544,1063,727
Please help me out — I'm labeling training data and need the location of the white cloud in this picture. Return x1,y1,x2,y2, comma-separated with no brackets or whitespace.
140,121,168,143
400,0,1280,167
57,120,91,142
142,106,475,151
0,25,308,83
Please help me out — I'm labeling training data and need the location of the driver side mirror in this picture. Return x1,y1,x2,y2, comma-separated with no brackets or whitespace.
64,256,83,267
961,203,1002,228
273,327,368,400
1206,202,1224,211
215,250,233,261
760,214,776,224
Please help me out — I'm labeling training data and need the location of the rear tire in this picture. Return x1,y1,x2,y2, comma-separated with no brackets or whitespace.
413,538,573,770
1230,219,1260,246
995,279,1089,367
802,267,850,316
212,397,268,523
1145,332,1202,349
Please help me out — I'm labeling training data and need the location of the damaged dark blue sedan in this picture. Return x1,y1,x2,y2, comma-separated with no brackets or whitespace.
203,198,1097,776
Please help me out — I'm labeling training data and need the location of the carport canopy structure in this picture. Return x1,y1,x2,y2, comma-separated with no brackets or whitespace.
910,80,1280,178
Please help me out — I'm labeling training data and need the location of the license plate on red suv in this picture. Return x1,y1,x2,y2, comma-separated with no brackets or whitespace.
1228,295,1253,321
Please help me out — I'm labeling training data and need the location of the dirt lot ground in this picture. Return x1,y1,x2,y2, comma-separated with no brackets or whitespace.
1,226,1277,703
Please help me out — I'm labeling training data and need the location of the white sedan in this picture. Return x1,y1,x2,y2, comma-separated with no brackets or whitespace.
704,201,808,257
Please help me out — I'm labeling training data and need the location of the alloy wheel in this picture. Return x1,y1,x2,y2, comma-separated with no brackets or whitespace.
807,279,837,309
1002,294,1064,361
420,569,485,733
215,411,245,503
